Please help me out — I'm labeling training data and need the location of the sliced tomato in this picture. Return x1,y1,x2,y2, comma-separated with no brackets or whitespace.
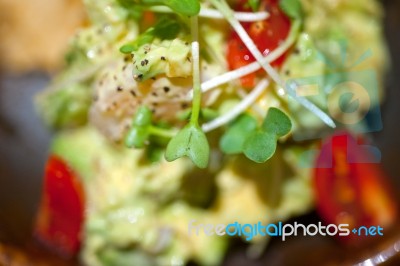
227,0,291,88
34,155,85,258
314,132,397,244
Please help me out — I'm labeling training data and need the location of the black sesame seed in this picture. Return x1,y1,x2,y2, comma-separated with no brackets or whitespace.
130,90,137,97
117,86,123,92
161,56,166,61
181,103,189,109
163,86,170,93
152,92,158,97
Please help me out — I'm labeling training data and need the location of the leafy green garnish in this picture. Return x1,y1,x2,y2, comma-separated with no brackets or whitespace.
220,108,292,163
125,106,152,148
243,131,277,163
261,107,292,137
220,114,258,154
120,18,182,54
165,124,209,168
164,0,201,16
279,0,303,20
165,16,210,168
125,106,176,148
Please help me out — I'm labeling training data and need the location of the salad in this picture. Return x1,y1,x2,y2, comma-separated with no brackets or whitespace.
34,0,396,265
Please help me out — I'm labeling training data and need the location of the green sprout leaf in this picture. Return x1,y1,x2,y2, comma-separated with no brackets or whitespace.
261,107,292,137
220,108,292,164
125,126,150,148
120,17,182,54
120,33,154,54
243,131,277,163
165,16,209,168
220,114,258,154
279,0,303,20
124,106,152,148
165,124,209,168
164,0,201,16
133,105,152,126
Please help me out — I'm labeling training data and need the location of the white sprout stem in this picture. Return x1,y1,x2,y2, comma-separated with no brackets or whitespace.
148,6,269,22
190,16,202,124
210,0,336,128
187,20,301,98
202,78,270,132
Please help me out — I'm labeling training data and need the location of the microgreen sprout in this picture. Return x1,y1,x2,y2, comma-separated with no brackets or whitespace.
165,16,210,168
120,17,182,54
220,108,292,163
125,106,176,148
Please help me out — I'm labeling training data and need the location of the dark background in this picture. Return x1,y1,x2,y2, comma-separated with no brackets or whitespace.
0,0,399,265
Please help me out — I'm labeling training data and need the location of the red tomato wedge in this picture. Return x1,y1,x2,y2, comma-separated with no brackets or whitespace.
34,155,85,258
227,0,291,88
314,132,398,244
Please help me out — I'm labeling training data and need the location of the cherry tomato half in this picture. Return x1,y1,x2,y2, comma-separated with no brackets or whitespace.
314,132,397,244
34,155,85,258
227,0,291,88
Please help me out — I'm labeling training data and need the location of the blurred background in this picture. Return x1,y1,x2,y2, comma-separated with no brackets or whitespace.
0,0,399,265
